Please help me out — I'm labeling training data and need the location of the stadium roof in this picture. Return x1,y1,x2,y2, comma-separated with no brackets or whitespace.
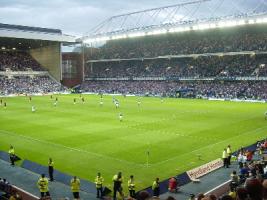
0,23,76,43
81,0,267,43
0,37,60,51
0,23,62,34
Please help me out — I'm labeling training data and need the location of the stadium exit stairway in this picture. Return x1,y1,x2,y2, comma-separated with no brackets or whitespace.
0,159,98,200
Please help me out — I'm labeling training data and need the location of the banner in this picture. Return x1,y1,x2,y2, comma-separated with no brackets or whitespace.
186,158,223,180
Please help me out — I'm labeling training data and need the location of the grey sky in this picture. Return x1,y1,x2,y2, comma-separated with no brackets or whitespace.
0,0,265,37
0,0,184,36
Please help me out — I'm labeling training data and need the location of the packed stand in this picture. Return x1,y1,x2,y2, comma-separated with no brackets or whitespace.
85,55,267,78
217,141,267,200
0,178,21,200
0,76,63,95
81,80,267,100
87,25,267,60
0,51,43,71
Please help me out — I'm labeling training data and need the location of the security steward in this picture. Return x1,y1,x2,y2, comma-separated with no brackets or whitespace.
113,172,124,200
128,175,135,198
95,172,104,198
152,177,160,197
37,174,50,198
222,148,228,168
8,145,15,166
227,145,232,166
48,158,54,181
70,176,80,200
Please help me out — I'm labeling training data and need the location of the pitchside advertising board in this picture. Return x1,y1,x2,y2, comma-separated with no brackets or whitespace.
186,158,223,180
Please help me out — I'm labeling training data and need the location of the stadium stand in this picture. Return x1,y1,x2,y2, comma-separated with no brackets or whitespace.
82,25,267,101
85,55,267,78
0,49,65,95
0,76,63,95
81,80,267,100
0,51,43,71
86,26,267,60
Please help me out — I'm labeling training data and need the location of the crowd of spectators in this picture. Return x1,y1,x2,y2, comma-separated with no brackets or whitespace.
87,26,267,60
0,178,22,200
0,76,64,95
0,178,11,199
81,80,267,100
216,140,267,200
85,55,267,78
0,51,43,71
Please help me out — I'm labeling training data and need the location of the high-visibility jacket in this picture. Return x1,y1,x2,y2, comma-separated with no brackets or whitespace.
37,177,49,192
222,150,227,159
70,178,80,192
8,148,15,155
227,147,232,156
48,161,54,167
95,176,104,188
128,179,135,190
152,181,159,190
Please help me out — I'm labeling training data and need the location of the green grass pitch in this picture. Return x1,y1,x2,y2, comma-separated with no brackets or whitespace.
0,94,266,191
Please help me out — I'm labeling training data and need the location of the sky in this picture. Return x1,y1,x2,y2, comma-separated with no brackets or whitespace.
0,0,265,37
0,0,186,37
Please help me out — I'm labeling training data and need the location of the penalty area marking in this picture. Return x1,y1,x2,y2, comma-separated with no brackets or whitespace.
0,129,145,167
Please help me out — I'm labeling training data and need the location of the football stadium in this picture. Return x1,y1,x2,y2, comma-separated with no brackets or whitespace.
0,0,267,200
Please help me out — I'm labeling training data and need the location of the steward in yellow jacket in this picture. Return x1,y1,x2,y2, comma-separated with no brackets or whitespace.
37,174,50,198
128,175,135,198
70,176,80,200
95,172,104,198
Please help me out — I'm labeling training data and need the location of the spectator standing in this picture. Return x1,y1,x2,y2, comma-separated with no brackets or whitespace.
230,170,239,189
168,177,179,193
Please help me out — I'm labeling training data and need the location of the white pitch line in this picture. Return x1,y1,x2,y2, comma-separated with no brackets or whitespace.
152,126,267,166
0,129,145,167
